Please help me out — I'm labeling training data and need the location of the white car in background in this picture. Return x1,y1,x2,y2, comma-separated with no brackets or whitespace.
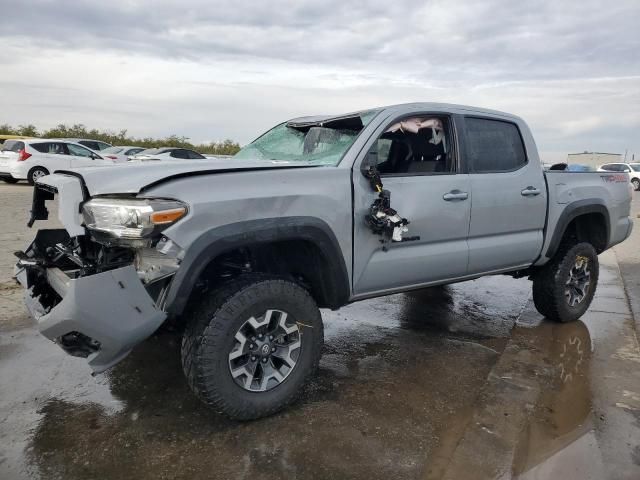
54,138,113,151
597,162,640,190
129,147,207,161
100,145,146,162
0,139,120,184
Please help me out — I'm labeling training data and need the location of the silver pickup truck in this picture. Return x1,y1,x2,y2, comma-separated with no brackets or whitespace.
15,103,633,419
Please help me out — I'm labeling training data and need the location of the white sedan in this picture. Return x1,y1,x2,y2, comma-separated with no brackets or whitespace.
597,162,640,191
100,145,146,162
129,147,207,161
0,139,120,184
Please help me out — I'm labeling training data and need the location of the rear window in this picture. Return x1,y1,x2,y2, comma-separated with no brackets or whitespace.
102,146,124,154
602,164,623,172
465,118,527,173
31,142,68,154
31,143,52,153
78,141,99,151
1,140,24,152
137,148,166,155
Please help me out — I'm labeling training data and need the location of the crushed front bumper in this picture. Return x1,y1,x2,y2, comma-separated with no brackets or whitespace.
16,232,166,373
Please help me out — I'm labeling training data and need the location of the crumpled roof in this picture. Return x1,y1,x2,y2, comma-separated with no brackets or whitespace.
286,113,364,131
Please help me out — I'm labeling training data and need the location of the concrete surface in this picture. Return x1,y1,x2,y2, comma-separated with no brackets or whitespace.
0,182,639,479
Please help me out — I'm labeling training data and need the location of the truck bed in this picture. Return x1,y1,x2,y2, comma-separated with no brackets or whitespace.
536,170,633,265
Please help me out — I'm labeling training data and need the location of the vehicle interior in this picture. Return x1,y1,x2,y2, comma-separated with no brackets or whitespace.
373,116,452,175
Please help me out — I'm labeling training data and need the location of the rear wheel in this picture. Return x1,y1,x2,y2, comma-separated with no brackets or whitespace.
1,177,19,184
28,167,49,185
532,242,599,323
632,178,640,191
181,275,323,420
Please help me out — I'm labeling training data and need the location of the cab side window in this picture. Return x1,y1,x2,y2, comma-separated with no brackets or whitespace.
67,143,97,158
32,142,68,155
170,149,189,159
466,118,527,173
369,116,454,175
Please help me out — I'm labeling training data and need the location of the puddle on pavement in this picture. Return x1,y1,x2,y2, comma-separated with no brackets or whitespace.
512,318,605,479
1,275,534,479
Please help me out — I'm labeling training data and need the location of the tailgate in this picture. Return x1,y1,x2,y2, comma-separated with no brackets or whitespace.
0,151,16,169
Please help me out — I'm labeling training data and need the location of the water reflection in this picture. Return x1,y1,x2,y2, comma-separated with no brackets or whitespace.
514,320,595,478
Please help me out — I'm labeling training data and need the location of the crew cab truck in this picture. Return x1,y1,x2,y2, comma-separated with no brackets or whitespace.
15,103,633,420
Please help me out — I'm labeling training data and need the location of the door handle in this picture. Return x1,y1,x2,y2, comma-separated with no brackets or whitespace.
443,190,469,201
521,187,541,197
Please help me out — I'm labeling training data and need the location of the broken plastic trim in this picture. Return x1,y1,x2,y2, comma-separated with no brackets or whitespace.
28,183,55,227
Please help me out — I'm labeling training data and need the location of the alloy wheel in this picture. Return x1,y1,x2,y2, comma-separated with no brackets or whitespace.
228,309,302,392
565,256,591,307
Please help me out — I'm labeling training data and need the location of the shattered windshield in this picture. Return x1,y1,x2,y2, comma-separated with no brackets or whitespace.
234,109,380,165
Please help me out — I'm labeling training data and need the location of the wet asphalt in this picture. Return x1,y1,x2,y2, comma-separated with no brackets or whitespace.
1,183,639,479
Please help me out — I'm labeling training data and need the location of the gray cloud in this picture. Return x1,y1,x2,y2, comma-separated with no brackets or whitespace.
0,0,638,159
3,0,638,79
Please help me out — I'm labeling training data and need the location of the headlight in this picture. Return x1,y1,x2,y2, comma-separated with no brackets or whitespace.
82,198,187,241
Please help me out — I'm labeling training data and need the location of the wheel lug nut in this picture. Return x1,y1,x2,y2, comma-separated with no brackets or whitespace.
272,346,276,352
269,335,274,340
251,356,257,361
259,334,263,339
249,344,255,349
251,336,256,342
262,358,267,363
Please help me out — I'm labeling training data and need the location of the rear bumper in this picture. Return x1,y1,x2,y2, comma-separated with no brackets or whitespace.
609,216,633,249
16,236,166,373
0,171,21,180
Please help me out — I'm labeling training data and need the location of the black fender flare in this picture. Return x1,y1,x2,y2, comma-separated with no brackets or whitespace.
545,199,610,258
164,216,350,316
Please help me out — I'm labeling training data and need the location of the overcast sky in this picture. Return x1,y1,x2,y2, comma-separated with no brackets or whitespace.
0,0,638,162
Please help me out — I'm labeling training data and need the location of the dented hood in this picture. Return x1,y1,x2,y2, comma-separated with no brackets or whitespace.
53,158,315,196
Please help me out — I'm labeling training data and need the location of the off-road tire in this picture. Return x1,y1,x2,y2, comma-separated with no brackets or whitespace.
632,178,640,191
28,167,49,185
532,242,599,323
181,275,323,420
1,177,19,184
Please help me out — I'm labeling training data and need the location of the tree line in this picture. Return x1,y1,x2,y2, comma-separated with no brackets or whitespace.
0,123,241,155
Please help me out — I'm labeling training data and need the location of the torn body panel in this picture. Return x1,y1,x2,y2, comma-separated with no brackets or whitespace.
29,174,85,236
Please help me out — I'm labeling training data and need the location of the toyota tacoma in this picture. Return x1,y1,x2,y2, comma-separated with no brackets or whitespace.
15,103,633,419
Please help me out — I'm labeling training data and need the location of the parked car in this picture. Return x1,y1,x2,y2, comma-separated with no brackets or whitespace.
100,145,145,162
16,103,633,420
0,139,119,184
54,138,113,151
565,164,595,172
598,162,640,190
130,147,207,161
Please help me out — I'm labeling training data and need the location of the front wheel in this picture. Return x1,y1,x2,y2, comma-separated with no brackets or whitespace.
28,167,49,185
632,178,640,191
532,242,599,323
181,276,323,420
